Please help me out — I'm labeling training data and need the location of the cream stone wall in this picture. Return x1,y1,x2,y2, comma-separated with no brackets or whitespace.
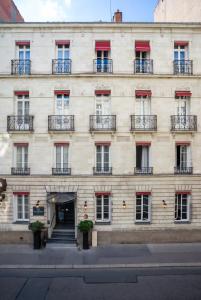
154,0,201,22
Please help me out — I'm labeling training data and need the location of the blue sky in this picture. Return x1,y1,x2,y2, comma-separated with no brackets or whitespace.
14,0,158,22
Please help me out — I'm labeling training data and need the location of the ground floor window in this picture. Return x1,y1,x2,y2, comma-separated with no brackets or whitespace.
175,193,190,222
136,193,151,222
14,194,29,221
96,194,111,222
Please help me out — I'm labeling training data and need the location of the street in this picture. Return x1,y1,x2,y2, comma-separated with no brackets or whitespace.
1,267,201,300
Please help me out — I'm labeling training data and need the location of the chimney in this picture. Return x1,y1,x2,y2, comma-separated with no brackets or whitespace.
113,9,122,23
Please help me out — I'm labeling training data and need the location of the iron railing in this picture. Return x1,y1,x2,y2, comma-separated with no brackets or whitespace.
90,115,116,131
52,59,71,74
174,167,193,175
11,59,31,75
11,167,30,175
171,115,197,131
48,115,74,131
134,59,153,74
134,167,153,175
131,115,157,131
173,60,193,75
93,167,112,175
7,115,34,132
93,59,113,73
52,168,71,175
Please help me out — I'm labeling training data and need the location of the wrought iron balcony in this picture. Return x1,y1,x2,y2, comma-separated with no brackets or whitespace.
131,115,157,131
90,115,116,131
134,167,153,175
173,60,193,75
134,59,153,74
7,115,34,132
11,59,31,75
171,115,197,131
52,59,71,74
52,168,71,175
48,115,74,131
11,167,30,175
93,59,113,73
93,167,112,175
174,167,193,175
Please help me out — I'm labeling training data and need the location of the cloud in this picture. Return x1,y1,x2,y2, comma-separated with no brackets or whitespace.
15,0,72,22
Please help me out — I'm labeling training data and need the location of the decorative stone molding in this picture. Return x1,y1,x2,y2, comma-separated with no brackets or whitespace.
45,185,79,193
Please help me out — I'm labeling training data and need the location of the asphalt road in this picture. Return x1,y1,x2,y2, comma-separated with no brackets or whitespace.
1,267,201,300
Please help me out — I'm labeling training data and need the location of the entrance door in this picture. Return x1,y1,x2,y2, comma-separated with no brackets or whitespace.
55,201,75,229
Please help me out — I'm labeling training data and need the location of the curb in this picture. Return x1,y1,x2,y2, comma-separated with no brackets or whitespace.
0,262,201,269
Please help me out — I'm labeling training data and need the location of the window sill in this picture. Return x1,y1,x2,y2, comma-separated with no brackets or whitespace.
13,221,29,225
135,221,151,225
174,221,191,224
95,221,111,225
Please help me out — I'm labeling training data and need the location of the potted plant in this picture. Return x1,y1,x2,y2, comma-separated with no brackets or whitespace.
29,221,45,249
78,220,93,250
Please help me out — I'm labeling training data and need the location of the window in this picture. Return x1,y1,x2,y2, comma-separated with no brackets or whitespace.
55,93,69,115
95,144,110,173
136,193,151,222
57,44,70,73
55,144,68,169
14,194,29,221
174,42,191,74
15,145,28,169
136,144,152,174
95,41,111,73
18,45,30,75
96,194,111,222
14,92,30,130
95,92,111,129
54,91,71,130
176,144,192,173
135,41,152,73
174,43,188,62
175,193,190,222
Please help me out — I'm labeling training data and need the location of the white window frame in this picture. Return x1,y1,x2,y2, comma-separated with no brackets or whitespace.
13,194,29,222
14,145,28,169
175,193,190,222
176,145,192,170
56,44,70,60
95,144,111,172
135,194,151,223
54,144,69,169
95,194,111,222
55,94,70,115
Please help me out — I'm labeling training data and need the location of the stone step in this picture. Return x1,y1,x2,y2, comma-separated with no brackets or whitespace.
46,243,77,249
47,238,76,244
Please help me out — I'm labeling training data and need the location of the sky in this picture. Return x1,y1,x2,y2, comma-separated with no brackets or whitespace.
14,0,158,22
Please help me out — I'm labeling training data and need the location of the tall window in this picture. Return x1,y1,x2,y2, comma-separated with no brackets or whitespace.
95,93,111,129
18,45,30,75
136,144,152,174
174,42,190,74
96,144,110,173
55,92,70,130
175,193,190,222
135,41,151,73
95,41,111,73
56,93,69,115
96,194,111,222
15,93,30,130
136,193,151,222
55,144,68,170
14,194,29,221
15,145,28,170
57,44,70,73
176,144,192,173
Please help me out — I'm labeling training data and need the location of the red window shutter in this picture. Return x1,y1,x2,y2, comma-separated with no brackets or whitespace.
14,143,29,147
55,40,70,46
174,41,188,47
135,41,150,52
95,142,111,146
135,90,152,97
14,91,29,96
13,192,29,196
15,41,30,46
54,142,69,146
95,90,111,95
176,142,191,146
136,192,151,196
95,41,111,51
175,91,192,97
54,90,70,96
136,142,151,146
95,192,111,196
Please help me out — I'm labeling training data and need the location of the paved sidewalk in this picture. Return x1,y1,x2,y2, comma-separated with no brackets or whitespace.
0,243,201,268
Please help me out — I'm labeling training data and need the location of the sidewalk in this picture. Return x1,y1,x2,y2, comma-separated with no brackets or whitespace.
0,243,201,268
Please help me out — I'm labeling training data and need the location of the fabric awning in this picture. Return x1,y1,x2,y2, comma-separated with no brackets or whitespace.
15,41,30,46
135,90,152,97
135,41,150,52
14,91,29,96
55,40,70,46
175,91,192,97
95,41,111,51
54,90,70,95
174,41,188,47
95,90,111,95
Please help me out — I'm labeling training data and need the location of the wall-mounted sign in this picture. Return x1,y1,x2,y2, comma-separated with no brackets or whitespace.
33,206,44,216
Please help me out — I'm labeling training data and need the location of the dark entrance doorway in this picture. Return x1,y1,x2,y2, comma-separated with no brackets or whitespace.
55,201,75,229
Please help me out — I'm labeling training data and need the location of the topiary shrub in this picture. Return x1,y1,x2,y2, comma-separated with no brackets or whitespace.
78,220,93,233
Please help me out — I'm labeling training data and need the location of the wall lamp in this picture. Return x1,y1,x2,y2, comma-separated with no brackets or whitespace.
84,201,87,211
162,200,167,208
36,200,40,208
122,200,126,209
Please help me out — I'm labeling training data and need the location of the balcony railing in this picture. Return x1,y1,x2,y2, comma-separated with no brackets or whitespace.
52,59,71,74
131,115,157,131
173,60,193,75
134,167,153,175
11,167,30,175
93,59,113,73
171,115,197,131
174,167,193,175
52,168,71,175
11,59,31,75
93,167,112,175
48,115,74,131
90,115,116,131
7,115,34,132
134,59,153,74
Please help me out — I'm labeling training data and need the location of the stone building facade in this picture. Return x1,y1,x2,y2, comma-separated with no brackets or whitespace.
0,20,201,245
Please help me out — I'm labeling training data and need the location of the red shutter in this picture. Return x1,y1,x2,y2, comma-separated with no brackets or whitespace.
14,91,29,96
54,142,69,146
175,91,192,97
95,90,111,95
14,143,29,147
13,192,29,196
95,192,111,196
174,41,188,47
136,192,151,196
15,41,30,46
54,90,70,95
95,41,111,51
176,142,191,146
135,90,152,97
176,191,191,195
55,40,70,46
95,142,111,146
135,41,150,52
136,142,151,146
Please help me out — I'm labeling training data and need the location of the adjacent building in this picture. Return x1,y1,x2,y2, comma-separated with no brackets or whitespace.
0,0,24,23
0,10,201,245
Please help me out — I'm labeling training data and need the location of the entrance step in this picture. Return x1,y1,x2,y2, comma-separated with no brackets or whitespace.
46,243,77,249
47,228,77,246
